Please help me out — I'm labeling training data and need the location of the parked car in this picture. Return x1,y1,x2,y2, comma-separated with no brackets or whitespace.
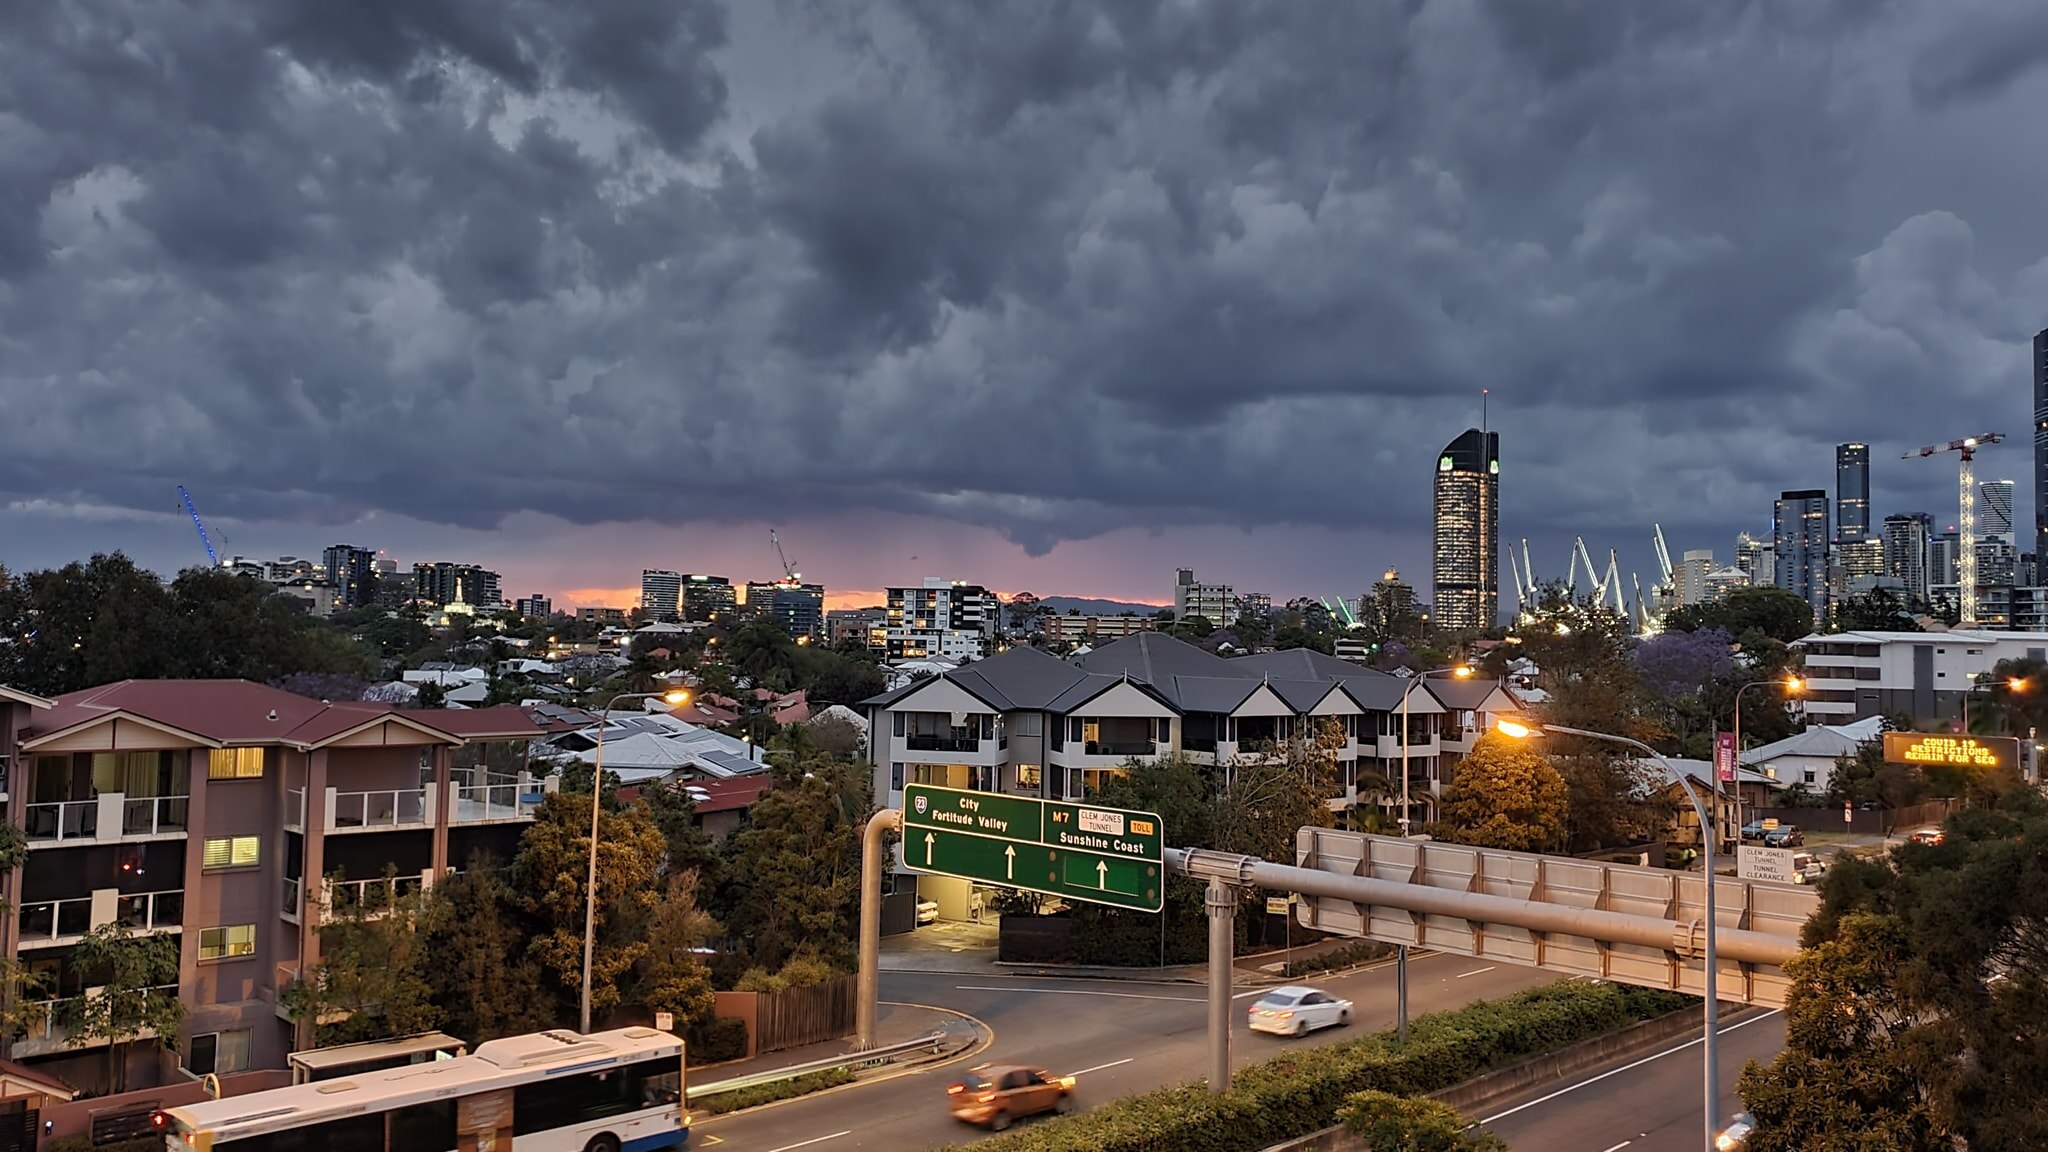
1247,985,1353,1036
1790,852,1826,884
1763,824,1804,848
1716,1111,1756,1150
946,1064,1075,1130
916,899,941,925
1739,821,1767,843
1908,826,1945,846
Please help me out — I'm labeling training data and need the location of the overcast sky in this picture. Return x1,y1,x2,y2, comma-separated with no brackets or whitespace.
6,0,2048,611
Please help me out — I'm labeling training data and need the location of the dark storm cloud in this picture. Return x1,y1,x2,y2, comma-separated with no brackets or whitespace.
4,0,2046,563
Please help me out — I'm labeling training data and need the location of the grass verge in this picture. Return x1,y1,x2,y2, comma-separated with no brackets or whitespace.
692,1066,858,1115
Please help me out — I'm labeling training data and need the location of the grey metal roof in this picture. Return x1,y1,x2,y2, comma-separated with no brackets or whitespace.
1231,649,1395,685
1422,678,1517,712
1267,678,1351,713
1074,633,1229,685
952,646,1089,710
1165,676,1262,714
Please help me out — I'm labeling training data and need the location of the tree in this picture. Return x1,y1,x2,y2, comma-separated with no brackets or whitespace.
1831,587,1921,633
414,681,448,708
511,793,667,1023
717,755,869,970
283,872,442,1045
636,780,723,886
628,874,720,1034
1432,732,1570,852
1663,586,1815,645
64,925,186,1092
1339,1091,1507,1152
421,861,554,1042
1825,738,1927,809
1965,656,2048,738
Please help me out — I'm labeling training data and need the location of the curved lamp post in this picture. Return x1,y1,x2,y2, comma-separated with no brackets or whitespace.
1395,664,1474,836
1495,716,1726,1152
1961,674,2028,735
581,687,690,1034
1731,677,1802,847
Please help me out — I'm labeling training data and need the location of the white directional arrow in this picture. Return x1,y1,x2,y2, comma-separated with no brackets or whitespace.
923,831,935,867
1004,844,1016,880
1095,860,1108,888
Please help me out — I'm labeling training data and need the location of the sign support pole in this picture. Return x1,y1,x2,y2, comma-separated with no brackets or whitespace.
1396,946,1409,1045
856,807,903,1050
1206,876,1236,1094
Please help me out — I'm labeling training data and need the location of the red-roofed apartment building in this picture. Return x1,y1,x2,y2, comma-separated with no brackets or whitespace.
0,680,548,1091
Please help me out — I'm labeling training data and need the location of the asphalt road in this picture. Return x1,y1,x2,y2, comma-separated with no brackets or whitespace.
691,950,1556,1151
1477,1009,1787,1152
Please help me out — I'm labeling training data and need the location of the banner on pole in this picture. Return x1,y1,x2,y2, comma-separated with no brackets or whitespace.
1714,731,1737,783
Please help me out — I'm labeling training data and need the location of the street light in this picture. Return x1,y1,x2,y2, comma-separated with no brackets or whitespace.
581,687,691,1034
1961,674,2028,734
1396,664,1474,837
1730,677,1802,849
1496,716,1725,1152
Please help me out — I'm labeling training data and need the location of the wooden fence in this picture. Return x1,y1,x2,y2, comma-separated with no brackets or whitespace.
754,974,857,1054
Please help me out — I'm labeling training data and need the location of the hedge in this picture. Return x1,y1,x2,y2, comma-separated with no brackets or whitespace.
1280,940,1396,979
693,1067,856,1114
963,981,1693,1152
688,1016,752,1066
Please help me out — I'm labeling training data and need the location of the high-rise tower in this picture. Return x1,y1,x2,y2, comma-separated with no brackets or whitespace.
1773,489,1830,623
1432,429,1500,633
1980,479,2015,543
2035,328,2048,561
1835,443,1870,541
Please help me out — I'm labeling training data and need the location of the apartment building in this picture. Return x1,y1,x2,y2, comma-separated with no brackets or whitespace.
680,575,736,623
1794,629,2048,723
1172,568,1234,624
0,680,546,1091
884,579,998,661
863,634,1520,912
640,570,682,621
1038,613,1157,648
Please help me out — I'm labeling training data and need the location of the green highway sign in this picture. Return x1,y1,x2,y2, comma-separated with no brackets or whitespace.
901,784,1164,912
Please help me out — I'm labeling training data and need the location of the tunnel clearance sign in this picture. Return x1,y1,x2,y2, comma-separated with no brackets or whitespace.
900,783,1164,913
1882,732,2017,773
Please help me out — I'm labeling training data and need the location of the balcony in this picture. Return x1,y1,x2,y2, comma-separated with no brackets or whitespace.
1084,740,1156,757
25,793,188,846
326,785,435,833
450,774,550,824
117,890,184,933
905,734,981,753
17,897,91,945
18,889,184,947
14,984,182,1058
326,874,425,917
282,877,302,924
285,787,306,832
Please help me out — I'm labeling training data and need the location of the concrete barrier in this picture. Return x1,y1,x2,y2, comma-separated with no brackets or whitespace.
1258,1003,1736,1152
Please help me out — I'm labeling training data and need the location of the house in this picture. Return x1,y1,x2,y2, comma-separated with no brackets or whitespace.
545,713,766,782
863,634,1509,913
1739,716,1885,795
1657,759,1788,848
0,680,546,1091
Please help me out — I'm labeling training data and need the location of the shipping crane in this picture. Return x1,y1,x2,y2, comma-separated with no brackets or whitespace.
177,486,221,568
769,528,800,581
1904,434,2002,625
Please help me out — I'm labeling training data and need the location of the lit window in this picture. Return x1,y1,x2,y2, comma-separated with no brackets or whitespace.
208,748,265,780
199,924,257,961
202,837,261,869
1017,764,1042,788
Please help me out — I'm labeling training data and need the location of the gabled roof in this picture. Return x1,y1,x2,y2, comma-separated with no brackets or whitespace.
1231,649,1395,686
1423,678,1519,712
863,645,1087,711
1042,673,1177,715
1163,675,1262,714
0,686,54,710
17,680,538,750
1074,633,1227,685
1741,717,1884,765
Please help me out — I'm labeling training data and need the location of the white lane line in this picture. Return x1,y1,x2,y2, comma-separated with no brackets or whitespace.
1600,1142,1633,1152
1233,988,1275,1000
764,1132,850,1152
1454,966,1498,979
1067,1057,1135,1077
1478,1010,1781,1125
954,985,1201,1003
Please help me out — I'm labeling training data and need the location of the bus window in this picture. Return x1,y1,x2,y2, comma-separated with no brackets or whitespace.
390,1099,457,1148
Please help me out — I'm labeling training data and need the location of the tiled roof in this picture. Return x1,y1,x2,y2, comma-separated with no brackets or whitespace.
18,680,538,749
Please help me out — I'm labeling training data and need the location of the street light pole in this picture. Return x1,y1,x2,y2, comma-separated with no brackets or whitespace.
1731,678,1801,851
1394,665,1473,1045
1497,718,1723,1152
581,687,688,1035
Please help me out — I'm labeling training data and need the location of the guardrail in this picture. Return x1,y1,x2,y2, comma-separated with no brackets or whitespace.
685,1028,958,1103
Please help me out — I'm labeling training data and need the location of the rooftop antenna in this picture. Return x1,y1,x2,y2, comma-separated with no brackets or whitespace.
1481,388,1489,435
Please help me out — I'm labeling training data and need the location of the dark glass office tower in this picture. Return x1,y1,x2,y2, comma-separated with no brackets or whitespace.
1432,429,1500,634
1835,443,1870,541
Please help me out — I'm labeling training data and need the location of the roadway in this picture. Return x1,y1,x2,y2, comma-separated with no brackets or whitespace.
1477,1009,1787,1152
691,949,1556,1151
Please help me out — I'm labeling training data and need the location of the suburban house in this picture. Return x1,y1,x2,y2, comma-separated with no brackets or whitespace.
861,634,1520,917
540,712,766,784
0,680,546,1091
1738,716,1885,796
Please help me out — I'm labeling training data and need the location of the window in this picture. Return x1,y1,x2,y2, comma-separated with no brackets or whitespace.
1016,764,1042,789
199,924,257,961
1156,719,1171,743
202,836,261,870
892,712,905,738
208,748,265,780
1803,770,1816,785
188,1028,252,1075
889,763,905,791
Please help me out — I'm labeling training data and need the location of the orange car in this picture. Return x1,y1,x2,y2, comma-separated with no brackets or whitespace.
946,1064,1076,1130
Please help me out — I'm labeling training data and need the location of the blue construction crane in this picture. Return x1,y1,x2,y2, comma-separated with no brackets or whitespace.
178,486,220,567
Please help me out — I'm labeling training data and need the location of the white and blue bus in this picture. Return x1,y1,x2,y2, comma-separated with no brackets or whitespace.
152,1027,687,1151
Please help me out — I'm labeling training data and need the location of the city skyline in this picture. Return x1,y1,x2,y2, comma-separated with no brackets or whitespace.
7,5,2048,616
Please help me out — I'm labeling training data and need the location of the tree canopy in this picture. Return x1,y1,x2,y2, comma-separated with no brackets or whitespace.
1662,585,1815,645
1432,731,1570,852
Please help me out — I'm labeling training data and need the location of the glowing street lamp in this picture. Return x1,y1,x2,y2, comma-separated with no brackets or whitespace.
581,687,690,1034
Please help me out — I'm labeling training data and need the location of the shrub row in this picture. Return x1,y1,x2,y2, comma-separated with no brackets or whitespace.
966,981,1693,1152
687,1016,752,1066
693,1066,856,1115
1280,940,1396,979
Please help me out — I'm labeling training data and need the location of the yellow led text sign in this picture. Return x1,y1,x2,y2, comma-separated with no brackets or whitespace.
1881,732,2017,772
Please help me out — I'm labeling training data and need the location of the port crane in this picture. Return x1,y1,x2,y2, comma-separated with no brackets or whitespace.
178,486,222,567
1904,433,2002,626
769,529,801,582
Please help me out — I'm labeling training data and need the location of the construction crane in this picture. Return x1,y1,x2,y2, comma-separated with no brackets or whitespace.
769,529,800,581
1904,433,2003,626
177,486,220,568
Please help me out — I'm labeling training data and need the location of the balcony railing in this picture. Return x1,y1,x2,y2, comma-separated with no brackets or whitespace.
18,897,92,944
19,984,183,1055
329,787,430,831
327,874,424,915
24,800,97,842
282,877,302,921
122,795,189,836
451,775,545,823
1084,740,1155,757
285,788,306,831
1183,736,1220,753
118,889,184,932
905,734,980,753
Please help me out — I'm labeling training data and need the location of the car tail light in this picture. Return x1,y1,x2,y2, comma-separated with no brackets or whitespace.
978,1092,995,1103
947,1085,964,1095
1277,1011,1293,1020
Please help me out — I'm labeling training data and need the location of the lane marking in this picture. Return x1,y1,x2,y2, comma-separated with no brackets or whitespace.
764,1132,849,1152
1454,966,1498,979
1067,1057,1134,1076
953,985,1201,1003
1477,1010,1781,1125
1600,1142,1633,1152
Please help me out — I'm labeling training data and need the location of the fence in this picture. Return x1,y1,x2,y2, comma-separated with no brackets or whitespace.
1750,797,1956,837
717,975,858,1056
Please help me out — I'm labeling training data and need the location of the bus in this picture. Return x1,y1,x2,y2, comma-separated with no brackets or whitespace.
287,1031,469,1084
151,1027,687,1151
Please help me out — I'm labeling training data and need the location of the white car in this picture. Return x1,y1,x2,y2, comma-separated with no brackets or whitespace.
1247,985,1352,1036
916,899,940,925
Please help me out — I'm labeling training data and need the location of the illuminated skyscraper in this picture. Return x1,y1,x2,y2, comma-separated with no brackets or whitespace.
1432,429,1500,634
1773,489,1830,622
1835,443,1870,541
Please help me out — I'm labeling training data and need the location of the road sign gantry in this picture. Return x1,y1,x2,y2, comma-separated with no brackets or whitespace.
900,783,1164,912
